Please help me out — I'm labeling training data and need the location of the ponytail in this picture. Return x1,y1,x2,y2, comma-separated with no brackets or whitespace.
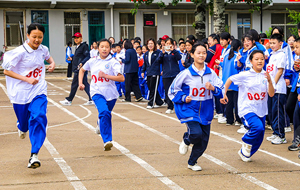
228,39,242,60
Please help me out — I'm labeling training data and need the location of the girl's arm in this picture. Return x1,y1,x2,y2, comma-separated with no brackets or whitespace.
78,67,86,90
266,72,275,97
274,68,283,84
220,78,233,104
99,71,125,82
3,70,38,85
46,56,55,72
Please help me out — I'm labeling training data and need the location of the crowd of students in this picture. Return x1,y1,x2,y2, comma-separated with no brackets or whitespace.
2,21,300,171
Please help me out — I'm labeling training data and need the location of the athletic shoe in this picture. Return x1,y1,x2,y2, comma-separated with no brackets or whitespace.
265,125,272,130
83,101,94,105
214,113,222,119
179,140,189,155
238,150,251,162
146,105,153,109
18,129,26,139
118,96,123,99
285,127,292,133
218,116,227,124
59,99,72,106
27,154,41,169
288,143,300,151
235,121,242,126
122,99,131,102
135,97,144,102
226,123,233,126
241,143,252,157
188,164,202,171
104,141,113,151
95,119,100,134
266,134,278,141
154,103,167,108
271,136,287,144
67,77,73,80
237,125,248,134
165,109,174,114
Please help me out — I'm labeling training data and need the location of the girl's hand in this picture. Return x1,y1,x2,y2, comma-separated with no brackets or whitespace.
99,71,107,78
265,72,271,82
185,96,192,103
169,45,174,51
79,83,85,91
285,79,290,86
47,63,55,72
26,78,39,85
220,95,228,104
298,94,300,102
214,65,219,69
215,59,220,64
205,82,215,91
237,61,242,68
141,73,145,78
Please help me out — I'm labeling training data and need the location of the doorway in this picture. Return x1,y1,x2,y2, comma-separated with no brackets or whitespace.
143,14,157,43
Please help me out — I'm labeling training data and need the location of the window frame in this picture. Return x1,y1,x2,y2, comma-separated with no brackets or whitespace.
171,12,195,40
237,13,252,40
271,12,297,40
64,11,81,46
119,12,136,40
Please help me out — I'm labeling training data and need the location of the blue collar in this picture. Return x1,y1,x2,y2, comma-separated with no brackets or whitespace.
189,63,212,76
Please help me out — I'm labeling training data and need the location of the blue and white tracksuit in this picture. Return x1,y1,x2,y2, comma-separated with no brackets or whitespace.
235,46,257,71
168,64,223,165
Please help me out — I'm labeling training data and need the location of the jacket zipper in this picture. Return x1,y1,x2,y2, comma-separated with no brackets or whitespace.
199,101,202,123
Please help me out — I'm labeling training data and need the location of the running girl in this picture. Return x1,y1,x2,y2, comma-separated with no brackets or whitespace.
221,50,275,162
168,43,224,171
2,23,55,169
78,39,124,151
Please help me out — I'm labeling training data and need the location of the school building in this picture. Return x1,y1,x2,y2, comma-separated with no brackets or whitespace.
0,0,299,66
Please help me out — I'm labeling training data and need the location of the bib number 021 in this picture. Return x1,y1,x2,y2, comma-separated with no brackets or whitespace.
192,87,210,97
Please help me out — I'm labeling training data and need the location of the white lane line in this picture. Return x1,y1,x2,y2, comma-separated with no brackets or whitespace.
129,103,300,167
47,97,183,190
112,112,277,190
0,82,9,97
44,138,87,190
0,82,87,190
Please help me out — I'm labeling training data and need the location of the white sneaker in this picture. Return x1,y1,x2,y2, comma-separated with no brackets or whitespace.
235,121,242,126
214,113,222,119
18,129,26,139
67,77,73,80
285,127,292,133
218,116,227,124
237,125,248,134
188,164,202,171
165,109,174,114
59,99,72,106
83,100,94,105
271,136,287,145
179,140,189,155
146,105,153,109
104,141,113,151
241,143,252,157
238,150,251,162
27,154,41,169
95,119,100,134
266,134,278,141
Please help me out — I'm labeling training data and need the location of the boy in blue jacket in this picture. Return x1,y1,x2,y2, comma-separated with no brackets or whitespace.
168,43,223,171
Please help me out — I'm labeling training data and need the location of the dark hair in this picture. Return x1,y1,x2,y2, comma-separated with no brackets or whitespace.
166,38,174,45
134,40,141,45
97,39,112,49
27,23,45,34
259,33,267,39
270,33,283,42
146,38,157,51
287,34,296,41
112,44,117,48
134,37,141,41
228,39,242,60
295,37,300,43
248,29,259,42
157,39,162,49
67,41,72,46
298,22,300,30
108,37,115,42
249,50,264,61
230,35,235,41
115,43,121,48
124,39,133,50
179,42,185,46
185,40,194,46
191,42,207,54
178,38,185,42
186,35,196,42
209,33,220,44
271,26,284,36
244,34,255,43
220,32,231,41
201,38,208,44
136,46,142,51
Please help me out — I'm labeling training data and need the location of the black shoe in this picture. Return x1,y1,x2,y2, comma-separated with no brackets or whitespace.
288,143,300,151
135,97,143,102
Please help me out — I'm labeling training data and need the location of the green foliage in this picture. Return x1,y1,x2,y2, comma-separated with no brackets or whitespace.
265,27,273,38
286,8,300,38
225,25,229,33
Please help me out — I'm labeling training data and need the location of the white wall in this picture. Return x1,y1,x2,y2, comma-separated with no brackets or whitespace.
230,12,238,39
157,10,172,39
0,10,4,48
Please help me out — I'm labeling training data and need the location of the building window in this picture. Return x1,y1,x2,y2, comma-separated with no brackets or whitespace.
5,11,24,46
88,11,105,47
32,11,49,48
271,13,297,40
120,13,135,40
64,12,81,45
237,13,251,39
172,13,195,42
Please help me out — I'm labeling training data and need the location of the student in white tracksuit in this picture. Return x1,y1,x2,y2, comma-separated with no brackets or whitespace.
2,23,55,169
221,50,275,162
78,39,124,151
168,43,224,171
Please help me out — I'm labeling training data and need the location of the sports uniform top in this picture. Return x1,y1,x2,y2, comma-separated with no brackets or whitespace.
2,42,50,104
90,49,98,58
82,54,122,101
230,68,272,118
266,49,287,94
168,64,223,125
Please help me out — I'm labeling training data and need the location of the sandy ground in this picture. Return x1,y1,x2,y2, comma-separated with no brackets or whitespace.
0,76,300,190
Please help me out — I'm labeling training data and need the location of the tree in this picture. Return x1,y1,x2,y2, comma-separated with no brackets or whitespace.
286,8,300,38
130,0,272,40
